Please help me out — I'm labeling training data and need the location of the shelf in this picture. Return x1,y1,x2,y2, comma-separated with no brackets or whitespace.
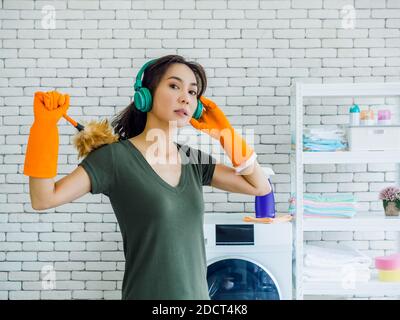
297,82,400,97
291,82,400,300
303,212,400,232
301,150,400,164
303,272,400,297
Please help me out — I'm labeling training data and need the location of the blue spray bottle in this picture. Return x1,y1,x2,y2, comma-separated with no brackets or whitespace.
255,168,276,218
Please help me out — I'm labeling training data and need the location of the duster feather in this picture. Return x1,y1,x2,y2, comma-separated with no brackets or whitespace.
72,118,120,159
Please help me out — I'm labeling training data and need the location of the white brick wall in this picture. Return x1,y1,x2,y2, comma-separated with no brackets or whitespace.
1,0,399,300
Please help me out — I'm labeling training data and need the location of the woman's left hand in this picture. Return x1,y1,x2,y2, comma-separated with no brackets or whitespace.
190,96,255,169
189,96,233,141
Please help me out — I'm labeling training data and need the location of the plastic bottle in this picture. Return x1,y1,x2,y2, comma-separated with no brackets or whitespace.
360,108,375,126
255,178,275,218
349,104,360,126
377,110,392,125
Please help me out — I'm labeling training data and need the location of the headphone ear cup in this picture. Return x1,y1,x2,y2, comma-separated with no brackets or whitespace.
134,87,152,112
192,99,204,120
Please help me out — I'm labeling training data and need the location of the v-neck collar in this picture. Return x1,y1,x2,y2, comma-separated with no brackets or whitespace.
123,139,187,194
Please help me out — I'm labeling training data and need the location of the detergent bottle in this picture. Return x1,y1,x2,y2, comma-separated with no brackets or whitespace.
349,104,360,126
255,179,275,218
255,167,276,218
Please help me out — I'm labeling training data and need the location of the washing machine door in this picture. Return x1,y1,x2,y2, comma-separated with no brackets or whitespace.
207,257,281,300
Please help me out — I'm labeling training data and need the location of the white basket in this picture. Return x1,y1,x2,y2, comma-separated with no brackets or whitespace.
347,125,400,151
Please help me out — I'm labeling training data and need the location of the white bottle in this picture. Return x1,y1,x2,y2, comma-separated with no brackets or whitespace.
349,104,360,126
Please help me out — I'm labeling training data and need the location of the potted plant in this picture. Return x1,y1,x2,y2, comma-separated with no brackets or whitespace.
379,186,400,217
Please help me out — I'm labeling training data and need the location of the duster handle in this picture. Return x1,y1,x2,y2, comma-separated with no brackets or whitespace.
63,113,85,132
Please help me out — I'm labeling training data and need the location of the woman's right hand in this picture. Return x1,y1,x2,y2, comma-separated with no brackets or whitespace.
24,91,70,179
33,91,70,126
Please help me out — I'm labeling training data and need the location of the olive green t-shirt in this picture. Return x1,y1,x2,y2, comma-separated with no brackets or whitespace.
78,139,216,300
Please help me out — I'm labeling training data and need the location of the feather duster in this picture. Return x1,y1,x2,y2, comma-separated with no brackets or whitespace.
63,114,120,159
72,119,119,159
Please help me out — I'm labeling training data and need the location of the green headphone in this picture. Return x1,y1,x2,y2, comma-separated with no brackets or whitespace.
133,59,204,120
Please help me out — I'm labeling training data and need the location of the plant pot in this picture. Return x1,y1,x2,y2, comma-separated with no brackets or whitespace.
383,200,400,217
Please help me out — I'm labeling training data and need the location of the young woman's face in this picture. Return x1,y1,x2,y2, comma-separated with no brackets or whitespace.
151,63,199,128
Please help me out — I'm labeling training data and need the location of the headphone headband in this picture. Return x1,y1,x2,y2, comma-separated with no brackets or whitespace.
134,59,157,91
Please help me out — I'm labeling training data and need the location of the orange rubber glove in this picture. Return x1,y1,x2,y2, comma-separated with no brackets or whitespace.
190,96,256,171
23,91,70,178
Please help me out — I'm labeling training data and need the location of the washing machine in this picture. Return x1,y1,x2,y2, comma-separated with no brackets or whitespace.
204,213,293,300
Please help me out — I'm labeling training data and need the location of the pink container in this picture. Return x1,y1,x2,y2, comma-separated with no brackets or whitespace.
375,253,400,270
377,110,391,121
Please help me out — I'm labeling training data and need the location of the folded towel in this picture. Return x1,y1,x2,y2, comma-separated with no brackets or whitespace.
304,243,372,268
289,193,357,218
303,266,371,283
303,273,370,283
301,193,355,203
303,126,348,152
303,264,370,275
303,244,372,283
242,214,293,224
303,214,354,218
303,138,347,152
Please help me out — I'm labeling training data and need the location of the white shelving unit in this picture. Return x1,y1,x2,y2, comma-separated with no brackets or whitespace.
290,82,400,300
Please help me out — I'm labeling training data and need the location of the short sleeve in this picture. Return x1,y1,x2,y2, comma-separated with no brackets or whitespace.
78,144,114,196
196,148,217,186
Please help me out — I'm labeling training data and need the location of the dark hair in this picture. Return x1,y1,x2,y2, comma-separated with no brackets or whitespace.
111,55,207,140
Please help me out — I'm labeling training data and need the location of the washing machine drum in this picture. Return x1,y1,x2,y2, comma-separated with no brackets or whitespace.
207,258,281,300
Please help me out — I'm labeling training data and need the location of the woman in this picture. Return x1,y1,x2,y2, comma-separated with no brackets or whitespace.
24,54,271,300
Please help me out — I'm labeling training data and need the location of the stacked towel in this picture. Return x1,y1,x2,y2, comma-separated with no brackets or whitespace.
303,243,372,283
289,193,357,218
304,243,372,267
303,265,371,282
303,126,347,152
